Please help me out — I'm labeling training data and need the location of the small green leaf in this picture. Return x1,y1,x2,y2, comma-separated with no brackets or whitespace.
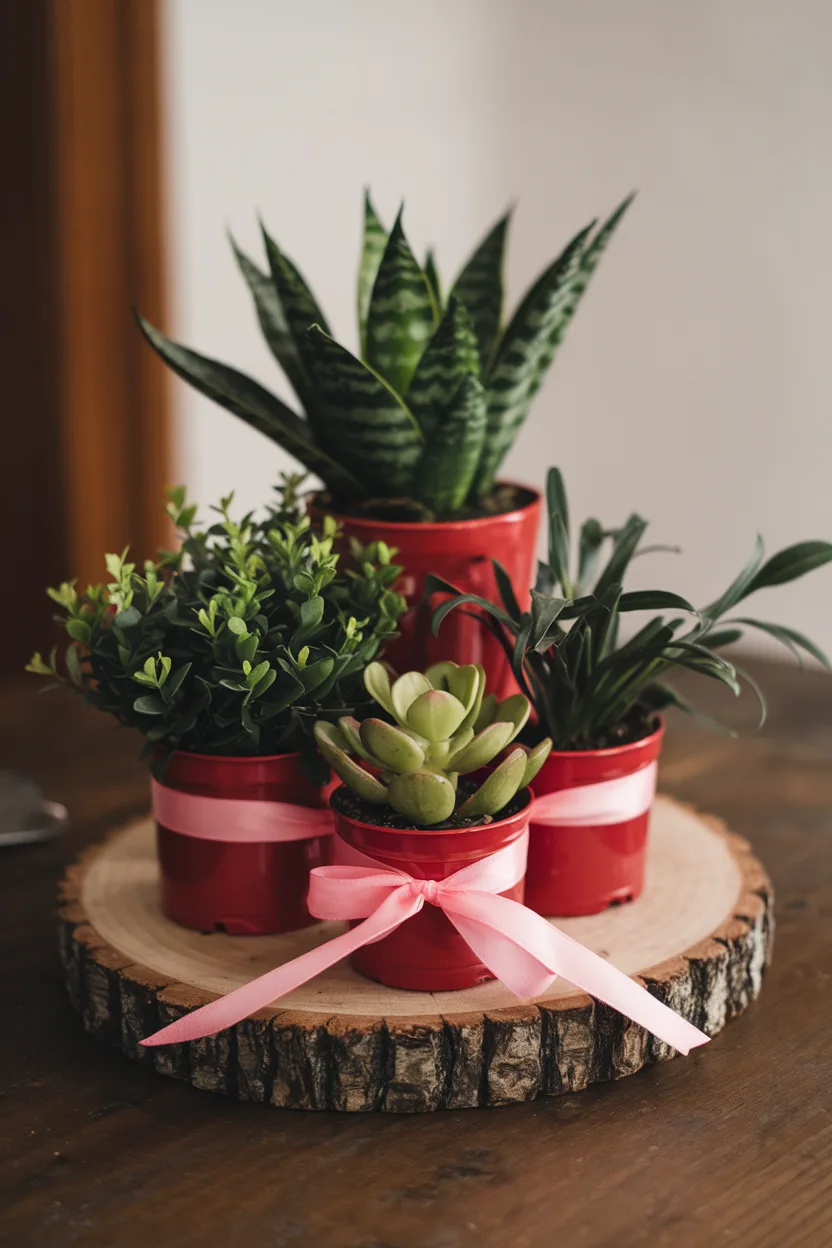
360,718,425,773
66,619,91,644
387,771,456,826
227,616,247,636
134,694,165,715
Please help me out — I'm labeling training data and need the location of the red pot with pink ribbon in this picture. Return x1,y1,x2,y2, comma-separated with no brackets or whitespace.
525,722,664,917
152,750,335,935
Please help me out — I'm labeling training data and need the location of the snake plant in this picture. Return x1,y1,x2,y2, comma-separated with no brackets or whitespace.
137,192,632,520
314,660,551,826
430,467,832,750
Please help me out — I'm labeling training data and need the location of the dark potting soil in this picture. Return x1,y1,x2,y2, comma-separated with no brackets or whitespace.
331,781,527,832
570,710,661,752
319,482,532,525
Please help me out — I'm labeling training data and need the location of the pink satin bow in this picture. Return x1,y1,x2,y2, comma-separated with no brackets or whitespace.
141,828,709,1055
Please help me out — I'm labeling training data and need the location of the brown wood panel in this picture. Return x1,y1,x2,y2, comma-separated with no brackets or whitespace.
0,657,830,1247
0,0,171,678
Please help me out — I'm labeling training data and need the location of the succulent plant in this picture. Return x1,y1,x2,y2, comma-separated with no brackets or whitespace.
314,660,551,826
136,192,632,521
430,467,832,750
27,478,406,760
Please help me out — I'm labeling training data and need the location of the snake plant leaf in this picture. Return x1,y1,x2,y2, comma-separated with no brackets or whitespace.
364,208,437,396
360,718,426,773
135,315,362,499
406,689,468,742
358,191,387,357
449,209,511,367
520,738,552,786
550,193,636,357
474,221,595,496
387,770,456,825
363,661,394,714
446,719,515,772
412,373,487,515
314,722,389,803
742,540,832,596
391,671,433,726
406,296,480,439
229,235,311,410
302,326,423,496
260,222,330,372
424,249,442,311
457,747,527,818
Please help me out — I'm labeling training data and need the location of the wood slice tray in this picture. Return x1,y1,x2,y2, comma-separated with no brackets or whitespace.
57,796,773,1113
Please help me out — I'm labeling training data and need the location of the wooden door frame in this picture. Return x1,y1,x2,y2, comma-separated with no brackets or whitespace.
1,0,172,677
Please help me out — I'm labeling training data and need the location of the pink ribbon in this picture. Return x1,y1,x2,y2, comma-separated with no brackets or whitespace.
151,779,334,844
141,825,708,1055
531,761,657,827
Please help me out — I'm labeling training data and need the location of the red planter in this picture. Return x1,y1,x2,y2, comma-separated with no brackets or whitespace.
526,723,665,917
331,790,531,991
314,484,541,699
155,751,332,935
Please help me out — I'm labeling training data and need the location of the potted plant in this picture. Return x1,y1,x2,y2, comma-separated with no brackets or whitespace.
135,191,633,693
28,480,405,935
430,467,832,917
313,660,551,989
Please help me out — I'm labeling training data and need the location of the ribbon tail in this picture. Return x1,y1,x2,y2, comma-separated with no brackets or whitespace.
140,889,418,1046
445,893,709,1056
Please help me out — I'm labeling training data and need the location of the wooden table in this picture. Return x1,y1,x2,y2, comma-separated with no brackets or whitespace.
1,661,830,1248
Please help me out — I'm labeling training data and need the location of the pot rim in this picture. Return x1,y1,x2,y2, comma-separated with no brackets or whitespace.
330,783,532,839
538,716,665,763
153,747,303,765
309,480,541,534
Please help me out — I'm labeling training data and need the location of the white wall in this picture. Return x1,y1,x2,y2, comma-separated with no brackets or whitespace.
164,0,832,653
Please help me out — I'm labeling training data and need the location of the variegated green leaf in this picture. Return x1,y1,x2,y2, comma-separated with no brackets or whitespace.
302,325,423,496
357,191,387,357
229,234,311,411
553,193,635,350
260,222,330,375
135,314,362,498
474,222,595,496
424,249,442,311
406,296,479,439
449,209,511,367
413,374,487,514
364,208,437,396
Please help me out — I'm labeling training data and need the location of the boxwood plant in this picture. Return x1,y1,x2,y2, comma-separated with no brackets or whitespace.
315,661,551,827
136,192,632,520
28,478,405,765
430,467,832,750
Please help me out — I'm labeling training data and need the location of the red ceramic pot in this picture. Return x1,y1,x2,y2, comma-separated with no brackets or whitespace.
331,788,531,991
155,751,332,935
313,484,541,699
526,722,665,917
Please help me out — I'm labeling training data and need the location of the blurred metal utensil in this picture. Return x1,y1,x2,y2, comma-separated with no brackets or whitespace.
0,772,68,847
